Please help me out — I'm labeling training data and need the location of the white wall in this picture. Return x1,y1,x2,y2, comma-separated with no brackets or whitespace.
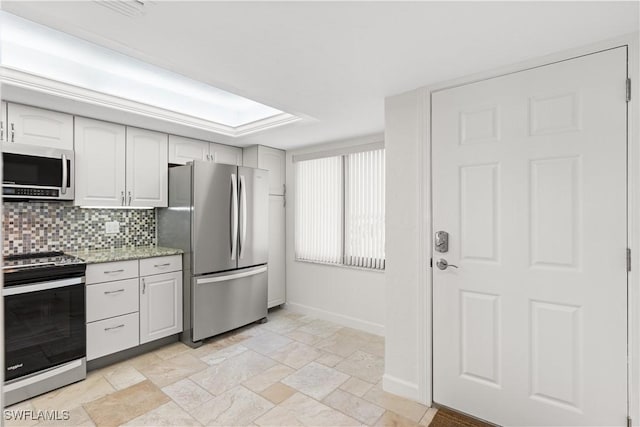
285,134,385,336
383,89,429,402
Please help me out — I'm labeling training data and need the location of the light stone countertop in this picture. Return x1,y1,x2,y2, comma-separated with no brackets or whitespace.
69,246,183,264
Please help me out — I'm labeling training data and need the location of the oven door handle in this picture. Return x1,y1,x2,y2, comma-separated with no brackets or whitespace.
3,277,85,296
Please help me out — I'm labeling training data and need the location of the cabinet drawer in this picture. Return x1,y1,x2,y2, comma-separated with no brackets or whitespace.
87,312,139,361
139,255,182,276
87,278,139,322
86,260,138,284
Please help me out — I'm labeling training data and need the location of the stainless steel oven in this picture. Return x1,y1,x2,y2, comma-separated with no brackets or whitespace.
2,144,74,201
3,252,86,406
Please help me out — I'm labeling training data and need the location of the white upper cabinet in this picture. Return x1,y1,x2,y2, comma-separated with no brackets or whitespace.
168,135,209,165
243,145,286,195
75,119,168,207
259,146,286,195
1,101,7,142
168,135,242,166
7,103,73,149
210,142,242,166
126,127,168,207
74,117,126,207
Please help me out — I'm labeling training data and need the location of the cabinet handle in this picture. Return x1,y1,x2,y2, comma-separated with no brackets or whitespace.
121,191,125,206
128,191,132,206
142,278,146,294
154,263,171,268
104,289,125,295
206,154,210,161
0,120,4,141
104,324,125,331
10,123,15,142
104,269,125,274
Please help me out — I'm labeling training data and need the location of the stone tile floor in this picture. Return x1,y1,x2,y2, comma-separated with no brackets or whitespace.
5,308,438,426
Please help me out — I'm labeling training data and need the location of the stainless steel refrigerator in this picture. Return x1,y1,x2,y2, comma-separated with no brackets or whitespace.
158,160,269,347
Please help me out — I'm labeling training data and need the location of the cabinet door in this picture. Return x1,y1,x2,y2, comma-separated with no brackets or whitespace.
140,271,183,344
74,117,126,207
7,103,73,149
87,312,139,361
210,142,242,166
1,101,7,142
126,127,168,207
268,195,286,308
168,135,209,165
258,146,286,195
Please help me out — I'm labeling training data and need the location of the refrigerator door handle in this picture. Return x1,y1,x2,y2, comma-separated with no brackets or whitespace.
230,173,238,260
239,175,247,259
196,266,267,285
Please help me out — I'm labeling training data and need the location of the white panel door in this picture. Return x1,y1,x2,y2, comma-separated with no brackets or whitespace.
168,134,209,165
7,103,73,149
268,195,286,307
259,146,286,195
210,142,242,166
432,48,627,426
140,271,183,344
74,117,126,207
126,127,168,207
1,101,7,142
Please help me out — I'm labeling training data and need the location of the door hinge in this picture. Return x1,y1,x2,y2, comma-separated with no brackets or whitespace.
627,248,631,272
627,78,631,102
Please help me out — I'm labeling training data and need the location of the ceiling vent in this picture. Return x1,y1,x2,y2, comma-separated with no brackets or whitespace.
94,0,147,18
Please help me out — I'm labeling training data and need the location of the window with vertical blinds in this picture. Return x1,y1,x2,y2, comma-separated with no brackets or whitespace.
294,156,343,264
345,149,385,269
294,146,385,270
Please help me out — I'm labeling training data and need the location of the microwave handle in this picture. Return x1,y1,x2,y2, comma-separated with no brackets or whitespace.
61,154,68,195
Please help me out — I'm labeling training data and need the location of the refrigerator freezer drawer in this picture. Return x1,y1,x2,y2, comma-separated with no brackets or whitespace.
192,265,267,342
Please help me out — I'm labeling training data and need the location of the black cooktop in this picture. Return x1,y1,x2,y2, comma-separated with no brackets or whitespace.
3,252,86,287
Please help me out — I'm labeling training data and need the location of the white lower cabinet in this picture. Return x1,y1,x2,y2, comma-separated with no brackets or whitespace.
86,278,139,323
86,255,182,361
140,271,183,344
87,313,139,361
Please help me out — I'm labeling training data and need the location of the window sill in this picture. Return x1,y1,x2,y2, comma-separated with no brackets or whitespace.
294,258,385,273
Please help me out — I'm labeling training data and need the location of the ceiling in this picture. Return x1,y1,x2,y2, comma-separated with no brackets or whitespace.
1,1,638,150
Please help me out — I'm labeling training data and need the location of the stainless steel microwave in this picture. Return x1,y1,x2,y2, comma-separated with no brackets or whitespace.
2,144,74,201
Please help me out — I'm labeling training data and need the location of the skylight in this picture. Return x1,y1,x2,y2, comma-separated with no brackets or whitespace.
0,11,296,131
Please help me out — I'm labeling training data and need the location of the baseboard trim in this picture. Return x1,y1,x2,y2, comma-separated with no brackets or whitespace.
383,374,422,403
284,302,384,336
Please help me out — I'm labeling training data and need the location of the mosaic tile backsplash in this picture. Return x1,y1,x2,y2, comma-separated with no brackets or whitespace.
3,202,156,256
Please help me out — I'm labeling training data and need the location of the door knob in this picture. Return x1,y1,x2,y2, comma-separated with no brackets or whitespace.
436,259,458,270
